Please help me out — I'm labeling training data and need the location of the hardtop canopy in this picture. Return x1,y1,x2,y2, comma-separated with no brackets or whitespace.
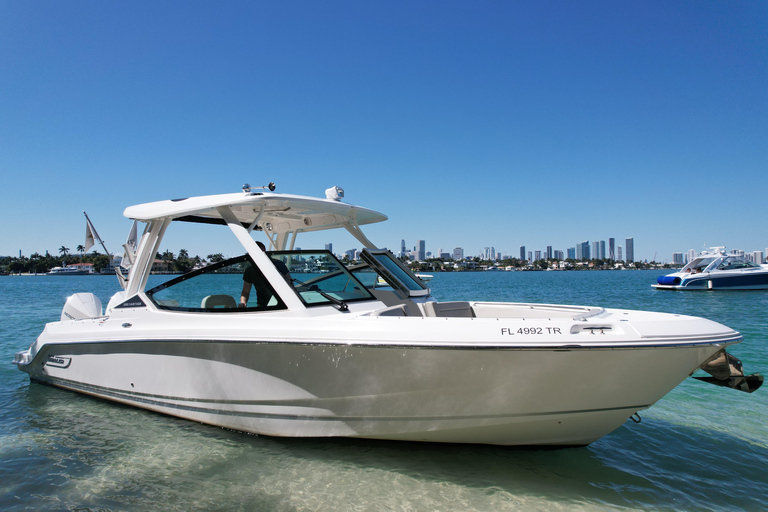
123,190,387,236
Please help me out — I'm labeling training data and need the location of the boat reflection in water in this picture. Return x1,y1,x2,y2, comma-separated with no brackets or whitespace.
14,184,763,446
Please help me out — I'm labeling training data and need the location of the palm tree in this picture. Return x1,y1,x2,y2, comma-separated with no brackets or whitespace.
76,245,85,256
59,246,70,257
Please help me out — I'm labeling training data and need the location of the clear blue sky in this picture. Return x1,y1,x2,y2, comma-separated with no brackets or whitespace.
2,1,766,262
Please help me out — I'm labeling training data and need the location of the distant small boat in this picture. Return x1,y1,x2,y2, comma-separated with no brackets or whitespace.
48,264,91,276
653,247,768,290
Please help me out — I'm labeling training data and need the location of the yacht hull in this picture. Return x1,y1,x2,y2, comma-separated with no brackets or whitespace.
653,271,768,290
17,335,727,446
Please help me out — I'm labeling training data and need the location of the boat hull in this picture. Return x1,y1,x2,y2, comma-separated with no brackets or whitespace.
17,338,725,446
653,271,768,290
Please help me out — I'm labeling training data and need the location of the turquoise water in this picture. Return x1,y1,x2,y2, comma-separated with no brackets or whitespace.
1,271,766,511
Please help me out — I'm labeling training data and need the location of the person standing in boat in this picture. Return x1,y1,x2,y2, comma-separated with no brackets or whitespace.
239,242,291,308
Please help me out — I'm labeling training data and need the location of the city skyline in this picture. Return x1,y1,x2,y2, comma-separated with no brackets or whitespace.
391,237,768,264
5,228,767,266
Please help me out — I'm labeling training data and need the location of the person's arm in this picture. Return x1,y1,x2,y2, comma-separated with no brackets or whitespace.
239,280,251,308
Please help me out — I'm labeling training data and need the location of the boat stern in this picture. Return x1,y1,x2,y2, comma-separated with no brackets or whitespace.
653,273,684,290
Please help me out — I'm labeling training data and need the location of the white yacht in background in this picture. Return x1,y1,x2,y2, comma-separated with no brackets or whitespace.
48,264,91,276
654,247,768,290
14,184,762,446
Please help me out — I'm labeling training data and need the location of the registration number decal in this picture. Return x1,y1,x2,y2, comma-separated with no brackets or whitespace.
501,327,562,335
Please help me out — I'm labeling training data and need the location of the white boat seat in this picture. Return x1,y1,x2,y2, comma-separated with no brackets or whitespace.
369,289,423,317
371,304,408,317
423,301,475,318
201,295,237,309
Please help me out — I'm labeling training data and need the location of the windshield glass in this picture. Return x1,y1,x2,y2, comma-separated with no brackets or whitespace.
684,257,716,273
716,256,760,270
270,250,375,307
360,249,429,297
145,255,287,312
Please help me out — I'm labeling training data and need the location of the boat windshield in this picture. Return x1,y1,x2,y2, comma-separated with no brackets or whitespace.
270,250,376,307
145,251,376,312
716,256,760,270
359,248,430,298
145,254,288,312
683,257,717,273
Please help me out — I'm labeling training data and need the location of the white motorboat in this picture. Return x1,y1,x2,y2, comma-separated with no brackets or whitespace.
48,264,91,276
654,247,768,290
14,185,762,446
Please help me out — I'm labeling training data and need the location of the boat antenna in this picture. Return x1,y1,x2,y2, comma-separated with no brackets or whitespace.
83,211,112,258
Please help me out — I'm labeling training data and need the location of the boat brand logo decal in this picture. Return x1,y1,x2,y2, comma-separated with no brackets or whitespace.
116,296,146,309
45,355,72,369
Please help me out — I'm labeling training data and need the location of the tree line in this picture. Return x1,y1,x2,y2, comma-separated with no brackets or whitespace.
406,256,662,272
0,246,226,275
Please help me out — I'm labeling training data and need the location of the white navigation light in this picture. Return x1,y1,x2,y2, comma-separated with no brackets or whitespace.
326,186,344,201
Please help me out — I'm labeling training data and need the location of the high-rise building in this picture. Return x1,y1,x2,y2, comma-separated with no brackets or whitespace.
325,243,332,254
519,246,526,261
609,238,615,260
534,250,541,261
453,247,464,260
578,241,590,261
618,245,623,262
417,240,426,261
527,251,532,262
592,241,599,261
554,250,564,260
567,247,576,259
753,251,764,265
401,239,406,258
599,240,606,260
673,253,683,265
546,246,552,260
625,238,634,263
